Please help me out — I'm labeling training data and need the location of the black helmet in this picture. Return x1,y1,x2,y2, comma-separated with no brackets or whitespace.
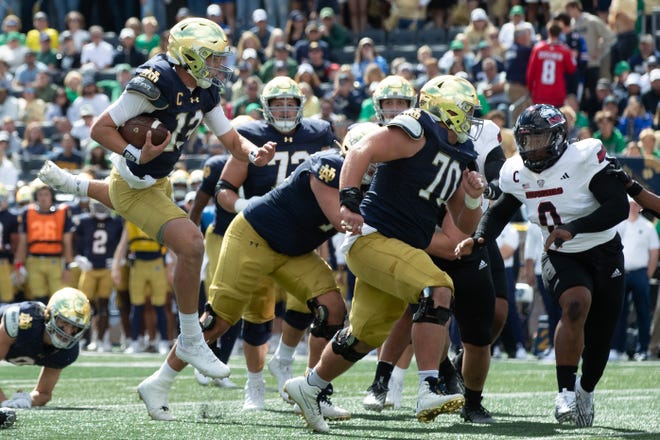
514,104,568,173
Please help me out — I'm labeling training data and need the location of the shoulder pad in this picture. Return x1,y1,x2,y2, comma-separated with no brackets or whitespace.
126,76,168,110
2,304,21,338
388,110,423,140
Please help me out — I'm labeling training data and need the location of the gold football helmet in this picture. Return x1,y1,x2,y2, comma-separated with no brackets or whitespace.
372,75,416,123
170,169,190,201
15,185,34,206
418,75,482,143
168,17,233,89
260,77,306,133
341,122,379,186
188,169,204,191
45,288,92,349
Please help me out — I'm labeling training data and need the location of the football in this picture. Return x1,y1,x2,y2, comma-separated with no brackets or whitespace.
117,115,169,148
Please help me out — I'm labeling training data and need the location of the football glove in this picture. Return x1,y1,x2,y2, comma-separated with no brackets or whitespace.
604,157,632,186
1,392,32,409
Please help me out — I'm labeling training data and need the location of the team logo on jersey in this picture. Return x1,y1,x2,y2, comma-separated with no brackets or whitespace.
190,96,200,103
18,312,33,330
318,164,336,183
139,68,160,84
537,179,545,187
283,136,293,143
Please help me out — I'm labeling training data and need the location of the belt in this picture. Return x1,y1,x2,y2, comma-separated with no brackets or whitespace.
29,254,62,258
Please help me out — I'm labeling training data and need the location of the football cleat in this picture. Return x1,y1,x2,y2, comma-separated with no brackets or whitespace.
175,334,230,379
243,379,266,411
194,368,211,386
385,373,404,409
137,375,175,421
38,160,79,195
268,356,294,403
45,288,91,349
554,389,577,424
318,384,350,420
0,407,16,429
157,340,170,355
461,400,495,424
574,376,594,427
284,377,329,433
416,377,465,423
363,381,388,412
213,377,238,388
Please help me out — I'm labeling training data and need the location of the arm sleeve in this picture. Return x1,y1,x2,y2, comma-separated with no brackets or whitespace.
562,168,629,236
203,106,233,137
107,92,157,127
475,192,522,242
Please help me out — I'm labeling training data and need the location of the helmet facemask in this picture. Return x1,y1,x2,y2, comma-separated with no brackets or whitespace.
372,76,416,123
45,289,91,349
264,97,304,133
517,127,567,173
341,122,379,186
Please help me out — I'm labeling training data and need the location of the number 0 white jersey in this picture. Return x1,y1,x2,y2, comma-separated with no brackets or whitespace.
499,138,614,253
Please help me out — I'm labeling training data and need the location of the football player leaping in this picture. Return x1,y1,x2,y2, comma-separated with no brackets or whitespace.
37,18,276,387
455,104,629,428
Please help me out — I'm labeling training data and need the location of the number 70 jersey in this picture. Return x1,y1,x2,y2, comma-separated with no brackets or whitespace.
499,138,615,253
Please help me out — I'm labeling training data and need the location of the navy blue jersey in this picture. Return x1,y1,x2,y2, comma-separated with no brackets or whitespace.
199,154,236,236
0,210,18,260
1,302,79,369
237,118,336,198
362,109,478,249
127,54,222,179
74,216,124,269
245,149,342,256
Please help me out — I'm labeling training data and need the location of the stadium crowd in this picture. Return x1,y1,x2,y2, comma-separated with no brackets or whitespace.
0,0,660,432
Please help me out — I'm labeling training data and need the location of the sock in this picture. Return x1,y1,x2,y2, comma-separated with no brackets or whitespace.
274,340,296,364
391,366,407,382
556,365,578,392
178,312,201,338
306,368,330,390
464,386,482,407
154,362,178,386
418,370,438,387
373,361,394,388
74,176,90,197
247,371,263,384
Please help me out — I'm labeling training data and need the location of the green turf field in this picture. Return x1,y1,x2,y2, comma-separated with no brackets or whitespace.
1,352,659,439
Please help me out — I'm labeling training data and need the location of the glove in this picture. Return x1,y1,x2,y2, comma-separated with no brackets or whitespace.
73,255,92,272
483,182,502,200
0,407,16,429
604,157,632,186
1,391,32,409
11,264,27,286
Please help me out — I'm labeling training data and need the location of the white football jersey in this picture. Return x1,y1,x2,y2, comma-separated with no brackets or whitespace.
472,119,502,211
499,138,614,253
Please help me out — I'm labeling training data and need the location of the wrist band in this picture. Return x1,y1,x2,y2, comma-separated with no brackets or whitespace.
14,262,23,270
627,181,643,197
464,194,481,210
248,149,258,164
339,187,363,214
122,144,141,163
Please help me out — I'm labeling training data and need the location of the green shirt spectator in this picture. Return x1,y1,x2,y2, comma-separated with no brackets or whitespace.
319,7,351,56
97,64,132,102
594,110,627,154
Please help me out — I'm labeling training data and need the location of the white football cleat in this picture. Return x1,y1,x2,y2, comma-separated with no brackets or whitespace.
416,377,464,423
318,385,350,420
38,160,80,194
554,389,577,424
242,379,266,411
574,376,594,427
213,377,238,388
194,368,211,386
284,377,329,433
363,381,388,412
157,340,170,355
268,356,293,403
175,334,230,379
137,375,175,421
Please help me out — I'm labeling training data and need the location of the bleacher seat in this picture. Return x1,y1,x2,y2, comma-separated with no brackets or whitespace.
417,28,447,46
95,69,117,82
447,26,466,42
14,122,25,138
104,31,119,48
388,29,417,46
40,122,57,140
355,28,387,45
183,155,208,171
385,45,419,63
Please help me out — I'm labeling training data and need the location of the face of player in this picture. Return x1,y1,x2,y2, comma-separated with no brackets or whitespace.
269,97,300,123
205,54,228,83
380,98,410,122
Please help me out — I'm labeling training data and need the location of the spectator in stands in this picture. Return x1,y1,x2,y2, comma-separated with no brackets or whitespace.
70,105,95,143
618,95,653,142
642,69,660,115
0,15,25,46
0,61,12,87
472,40,505,83
231,75,262,117
554,12,588,99
206,4,230,36
352,37,388,86
465,8,498,51
262,28,286,60
347,0,369,34
608,0,637,74
26,12,58,52
136,16,160,56
51,116,72,145
329,70,363,123
0,131,18,190
14,50,48,90
624,72,643,101
20,122,49,158
284,10,307,47
585,78,614,121
499,6,535,51
476,57,510,112
320,7,351,61
295,63,324,98
612,61,632,106
1,117,22,157
249,9,274,50
56,31,81,74
67,78,109,122
0,32,30,71
564,94,591,130
638,128,660,158
113,28,147,68
45,88,71,122
123,17,142,40
594,110,627,154
36,32,58,73
0,81,20,122
629,35,660,76
141,0,167,35
62,11,89,53
32,72,56,105
295,21,331,64
306,42,334,84
148,30,170,59
236,31,265,65
18,87,46,124
415,57,440,89
259,42,298,83
96,64,132,103
299,81,320,117
240,48,262,76
80,26,114,70
85,140,110,171
50,133,83,171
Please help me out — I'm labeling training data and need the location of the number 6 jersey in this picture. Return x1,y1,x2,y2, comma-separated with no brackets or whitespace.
499,138,614,253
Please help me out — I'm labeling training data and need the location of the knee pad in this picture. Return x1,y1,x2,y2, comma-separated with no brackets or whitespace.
284,309,314,331
331,327,368,362
307,298,345,340
412,289,452,325
242,319,273,346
